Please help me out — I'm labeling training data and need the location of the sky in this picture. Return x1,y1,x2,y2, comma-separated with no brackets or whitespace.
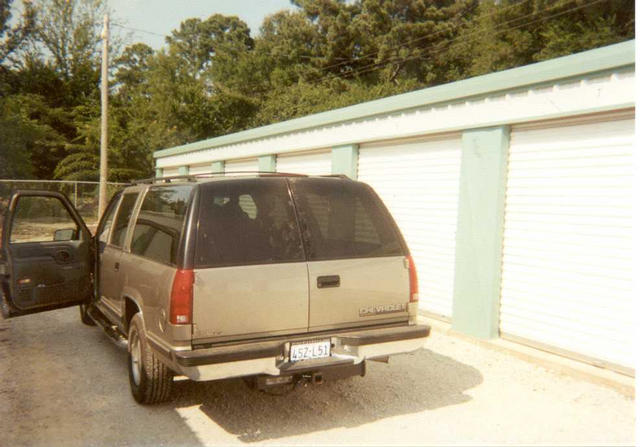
107,0,295,48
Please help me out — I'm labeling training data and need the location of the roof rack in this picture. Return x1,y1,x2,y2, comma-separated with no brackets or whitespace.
133,171,352,185
133,171,305,185
319,174,350,180
132,175,199,185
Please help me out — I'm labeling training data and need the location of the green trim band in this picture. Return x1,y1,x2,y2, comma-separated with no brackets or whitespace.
154,40,634,159
155,168,163,178
178,166,189,175
211,160,224,173
331,145,359,179
258,155,276,172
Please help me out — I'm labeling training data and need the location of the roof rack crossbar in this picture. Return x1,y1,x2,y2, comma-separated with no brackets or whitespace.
133,170,353,185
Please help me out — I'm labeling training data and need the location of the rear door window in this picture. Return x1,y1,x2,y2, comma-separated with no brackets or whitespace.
130,186,193,265
110,193,139,248
195,178,304,268
290,178,405,261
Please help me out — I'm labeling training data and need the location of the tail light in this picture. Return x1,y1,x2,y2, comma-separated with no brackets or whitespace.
407,256,419,302
170,269,194,324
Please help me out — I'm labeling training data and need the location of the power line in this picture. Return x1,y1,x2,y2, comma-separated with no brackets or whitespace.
329,0,584,79
318,0,534,74
111,23,165,38
106,0,624,98
332,0,612,81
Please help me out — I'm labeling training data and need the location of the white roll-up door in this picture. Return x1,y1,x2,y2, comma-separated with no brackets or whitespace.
500,117,634,372
189,163,214,175
225,158,258,173
358,135,462,318
162,167,181,177
276,150,331,175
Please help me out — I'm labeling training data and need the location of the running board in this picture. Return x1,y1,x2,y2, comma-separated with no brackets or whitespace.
87,305,128,349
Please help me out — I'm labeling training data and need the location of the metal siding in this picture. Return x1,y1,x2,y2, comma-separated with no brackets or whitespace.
500,118,634,370
156,67,634,169
161,167,181,177
189,164,214,175
276,151,331,175
358,136,462,318
224,158,258,173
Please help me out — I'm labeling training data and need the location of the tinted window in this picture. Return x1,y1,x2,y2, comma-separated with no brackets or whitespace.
110,193,139,248
98,194,121,244
290,178,404,260
195,178,304,268
131,186,192,265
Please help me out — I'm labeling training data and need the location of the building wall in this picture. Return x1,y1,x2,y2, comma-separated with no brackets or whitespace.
154,41,635,374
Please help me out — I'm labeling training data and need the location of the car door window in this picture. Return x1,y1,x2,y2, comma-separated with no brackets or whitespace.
1,192,91,316
110,193,139,248
130,186,192,265
9,196,79,243
98,194,121,244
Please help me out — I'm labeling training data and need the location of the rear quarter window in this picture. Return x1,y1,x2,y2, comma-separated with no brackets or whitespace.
290,178,405,261
130,186,193,265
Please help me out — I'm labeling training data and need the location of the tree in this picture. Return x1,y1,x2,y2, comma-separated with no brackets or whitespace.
54,101,155,182
29,0,104,80
0,0,35,66
2,0,635,183
136,14,258,142
448,0,634,79
0,94,62,178
166,14,253,79
19,0,112,180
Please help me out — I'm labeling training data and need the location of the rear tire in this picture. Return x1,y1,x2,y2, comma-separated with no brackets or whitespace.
127,313,173,404
0,289,11,318
79,302,96,326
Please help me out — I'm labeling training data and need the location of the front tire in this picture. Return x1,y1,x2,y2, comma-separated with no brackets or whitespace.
128,313,173,404
79,302,96,326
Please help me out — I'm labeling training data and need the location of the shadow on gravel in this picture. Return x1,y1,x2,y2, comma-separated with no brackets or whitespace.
2,308,482,446
171,347,483,443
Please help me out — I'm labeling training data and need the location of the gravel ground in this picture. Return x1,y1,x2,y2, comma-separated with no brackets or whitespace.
0,307,634,446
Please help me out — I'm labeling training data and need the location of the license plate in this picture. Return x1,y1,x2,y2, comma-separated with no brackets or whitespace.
290,339,331,362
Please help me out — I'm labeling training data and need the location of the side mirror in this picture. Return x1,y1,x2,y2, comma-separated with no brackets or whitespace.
53,228,77,241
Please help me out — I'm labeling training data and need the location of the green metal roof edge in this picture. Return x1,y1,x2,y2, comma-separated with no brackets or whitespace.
154,39,635,159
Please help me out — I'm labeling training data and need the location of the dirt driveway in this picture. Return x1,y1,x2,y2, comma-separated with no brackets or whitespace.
0,308,634,446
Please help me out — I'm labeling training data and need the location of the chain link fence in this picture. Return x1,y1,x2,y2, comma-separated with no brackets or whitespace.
0,180,129,231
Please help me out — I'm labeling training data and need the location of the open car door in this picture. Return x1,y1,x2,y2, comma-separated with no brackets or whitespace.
0,190,92,318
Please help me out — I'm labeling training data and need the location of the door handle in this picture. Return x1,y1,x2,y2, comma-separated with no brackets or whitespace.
54,250,71,265
114,262,120,272
317,275,340,289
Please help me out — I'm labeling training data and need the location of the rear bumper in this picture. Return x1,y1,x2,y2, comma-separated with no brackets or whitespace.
158,324,430,381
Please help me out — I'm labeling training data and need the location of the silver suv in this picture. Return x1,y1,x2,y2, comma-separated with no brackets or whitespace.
0,174,429,404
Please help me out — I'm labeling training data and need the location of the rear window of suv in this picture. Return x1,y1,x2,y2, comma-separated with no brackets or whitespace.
290,178,405,261
195,178,305,268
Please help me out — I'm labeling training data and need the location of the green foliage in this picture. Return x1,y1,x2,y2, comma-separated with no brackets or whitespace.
0,0,634,182
0,94,61,178
0,0,35,65
448,0,634,79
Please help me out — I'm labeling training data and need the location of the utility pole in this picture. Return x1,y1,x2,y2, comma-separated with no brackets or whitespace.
98,14,109,218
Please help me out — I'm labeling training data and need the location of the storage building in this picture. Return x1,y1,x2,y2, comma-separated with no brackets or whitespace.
154,41,635,376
